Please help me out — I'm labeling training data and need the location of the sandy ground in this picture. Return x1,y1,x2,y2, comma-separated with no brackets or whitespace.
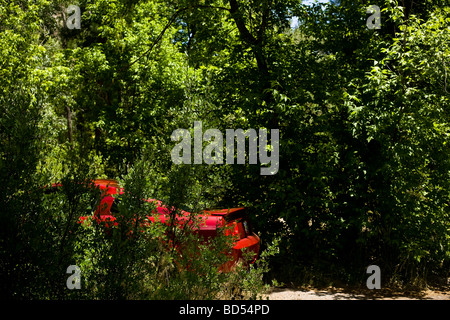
265,286,450,300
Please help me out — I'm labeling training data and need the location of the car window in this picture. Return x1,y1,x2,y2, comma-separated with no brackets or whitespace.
110,198,120,214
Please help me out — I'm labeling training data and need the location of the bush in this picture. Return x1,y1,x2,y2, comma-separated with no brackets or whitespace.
72,155,277,299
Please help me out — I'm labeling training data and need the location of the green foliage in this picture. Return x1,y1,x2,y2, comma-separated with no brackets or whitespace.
348,5,450,284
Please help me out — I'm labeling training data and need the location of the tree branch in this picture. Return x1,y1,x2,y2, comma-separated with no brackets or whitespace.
228,0,268,73
229,0,258,45
120,5,231,72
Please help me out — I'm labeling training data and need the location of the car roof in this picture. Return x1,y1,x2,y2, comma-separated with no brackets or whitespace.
94,179,120,188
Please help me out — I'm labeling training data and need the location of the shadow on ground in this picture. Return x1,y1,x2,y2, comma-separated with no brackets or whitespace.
266,284,450,300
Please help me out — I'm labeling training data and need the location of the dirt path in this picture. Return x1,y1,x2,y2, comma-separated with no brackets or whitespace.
265,286,450,300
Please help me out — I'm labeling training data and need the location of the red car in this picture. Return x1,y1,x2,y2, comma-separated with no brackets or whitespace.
80,179,260,271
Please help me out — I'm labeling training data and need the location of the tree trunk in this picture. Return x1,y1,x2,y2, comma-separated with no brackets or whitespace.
66,105,73,148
